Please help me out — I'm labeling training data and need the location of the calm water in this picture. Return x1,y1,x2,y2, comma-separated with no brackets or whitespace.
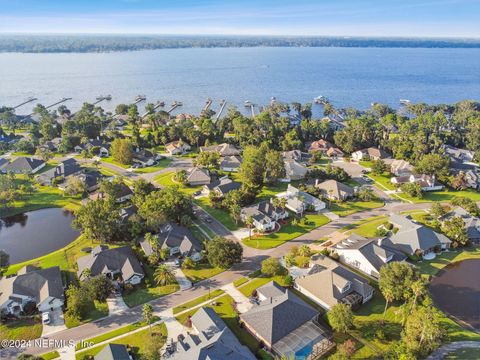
0,208,79,263
0,47,479,116
430,259,480,330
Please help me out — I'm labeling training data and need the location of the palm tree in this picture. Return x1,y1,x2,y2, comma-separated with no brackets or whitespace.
382,288,394,320
410,279,426,311
153,264,176,286
142,303,154,334
298,245,311,257
245,216,254,240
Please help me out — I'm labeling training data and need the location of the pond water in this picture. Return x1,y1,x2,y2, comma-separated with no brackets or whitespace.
429,259,480,330
0,208,79,264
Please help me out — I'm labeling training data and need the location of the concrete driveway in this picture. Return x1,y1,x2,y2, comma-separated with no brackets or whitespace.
106,295,128,315
166,262,192,290
41,308,67,337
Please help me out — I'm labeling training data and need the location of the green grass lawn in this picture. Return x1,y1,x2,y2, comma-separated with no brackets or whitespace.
194,197,239,230
182,262,224,283
330,200,384,217
65,300,109,328
40,351,60,360
174,294,272,359
237,275,288,297
75,323,167,360
444,347,480,359
100,156,130,169
414,247,480,277
133,158,171,174
172,289,225,314
256,182,289,202
343,216,388,238
233,277,250,287
154,171,202,195
0,318,43,340
122,264,180,308
242,213,330,249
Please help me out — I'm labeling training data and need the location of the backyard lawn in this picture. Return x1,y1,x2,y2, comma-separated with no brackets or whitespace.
413,247,480,277
75,323,167,360
181,262,224,283
330,199,384,217
242,213,330,249
0,318,43,340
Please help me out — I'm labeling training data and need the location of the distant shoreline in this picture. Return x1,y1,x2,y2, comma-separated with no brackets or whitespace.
1,35,480,53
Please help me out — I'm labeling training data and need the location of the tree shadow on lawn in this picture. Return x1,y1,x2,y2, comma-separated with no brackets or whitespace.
355,320,402,343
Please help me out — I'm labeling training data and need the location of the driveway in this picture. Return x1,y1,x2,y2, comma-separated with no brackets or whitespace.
106,295,128,315
41,308,67,337
221,283,253,313
167,263,192,290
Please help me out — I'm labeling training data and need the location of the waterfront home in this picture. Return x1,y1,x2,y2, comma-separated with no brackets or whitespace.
240,281,333,359
37,158,83,186
0,266,64,315
381,214,451,258
89,182,133,203
240,200,289,232
77,245,145,285
352,147,391,162
276,184,326,214
391,173,444,191
94,343,131,360
173,307,256,360
315,179,355,201
219,155,242,172
294,255,374,310
185,167,211,186
202,177,241,197
442,207,480,243
140,223,203,261
282,159,308,182
443,145,475,164
76,171,103,192
390,159,414,176
165,140,191,155
331,233,407,278
2,157,45,174
200,143,241,156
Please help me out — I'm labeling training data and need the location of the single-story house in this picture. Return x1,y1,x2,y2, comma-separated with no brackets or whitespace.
2,157,45,174
185,167,211,186
202,177,241,197
240,281,331,359
200,143,241,156
390,159,414,176
331,233,407,278
381,214,451,257
94,343,131,360
444,145,475,164
282,159,308,182
0,265,64,315
119,205,138,223
282,150,311,164
308,139,334,153
76,171,103,192
173,307,256,360
219,155,242,172
140,223,203,261
315,179,355,201
352,147,391,162
240,200,289,232
391,174,443,191
75,139,110,157
37,158,83,186
132,149,162,167
39,137,62,152
77,245,145,285
294,255,374,310
276,184,326,214
165,140,191,155
442,207,480,243
326,147,344,159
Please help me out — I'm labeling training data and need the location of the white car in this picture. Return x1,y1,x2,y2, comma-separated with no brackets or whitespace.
42,312,50,325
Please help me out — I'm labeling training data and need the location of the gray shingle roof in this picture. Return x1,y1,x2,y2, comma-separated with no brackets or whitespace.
95,344,130,360
3,157,44,173
315,180,354,199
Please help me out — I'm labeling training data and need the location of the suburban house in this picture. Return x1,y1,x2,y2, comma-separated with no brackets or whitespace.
390,159,414,176
165,140,191,155
200,143,241,156
240,200,289,232
352,147,391,161
132,149,162,167
94,343,131,360
326,147,344,159
240,281,333,359
37,158,83,186
119,205,138,223
381,214,451,257
2,157,45,174
282,150,311,164
76,245,145,285
391,174,444,191
308,139,334,153
315,179,355,201
276,184,326,214
294,255,374,310
0,266,64,315
444,145,480,190
331,233,407,278
202,177,241,197
219,155,242,172
282,159,308,182
185,167,211,186
75,171,103,192
444,145,475,163
173,307,256,360
442,207,480,243
140,223,203,261
75,139,110,157
39,137,62,152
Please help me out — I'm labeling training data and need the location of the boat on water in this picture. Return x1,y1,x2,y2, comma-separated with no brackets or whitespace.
399,99,411,105
96,95,112,101
244,100,252,107
314,95,328,104
135,95,146,102
104,95,112,101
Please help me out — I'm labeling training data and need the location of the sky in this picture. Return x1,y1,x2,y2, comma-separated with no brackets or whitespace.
0,0,479,38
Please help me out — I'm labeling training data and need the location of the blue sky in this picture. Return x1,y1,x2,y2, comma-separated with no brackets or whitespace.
0,0,479,37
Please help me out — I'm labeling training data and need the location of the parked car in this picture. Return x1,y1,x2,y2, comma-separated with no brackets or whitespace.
361,175,373,183
42,312,50,325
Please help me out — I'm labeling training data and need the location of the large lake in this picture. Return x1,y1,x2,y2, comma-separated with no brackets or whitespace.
0,208,79,264
0,47,479,116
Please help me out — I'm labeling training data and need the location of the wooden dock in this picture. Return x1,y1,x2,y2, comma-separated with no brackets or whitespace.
167,101,182,114
214,100,227,121
203,98,213,112
25,97,72,118
141,101,165,119
12,97,37,109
